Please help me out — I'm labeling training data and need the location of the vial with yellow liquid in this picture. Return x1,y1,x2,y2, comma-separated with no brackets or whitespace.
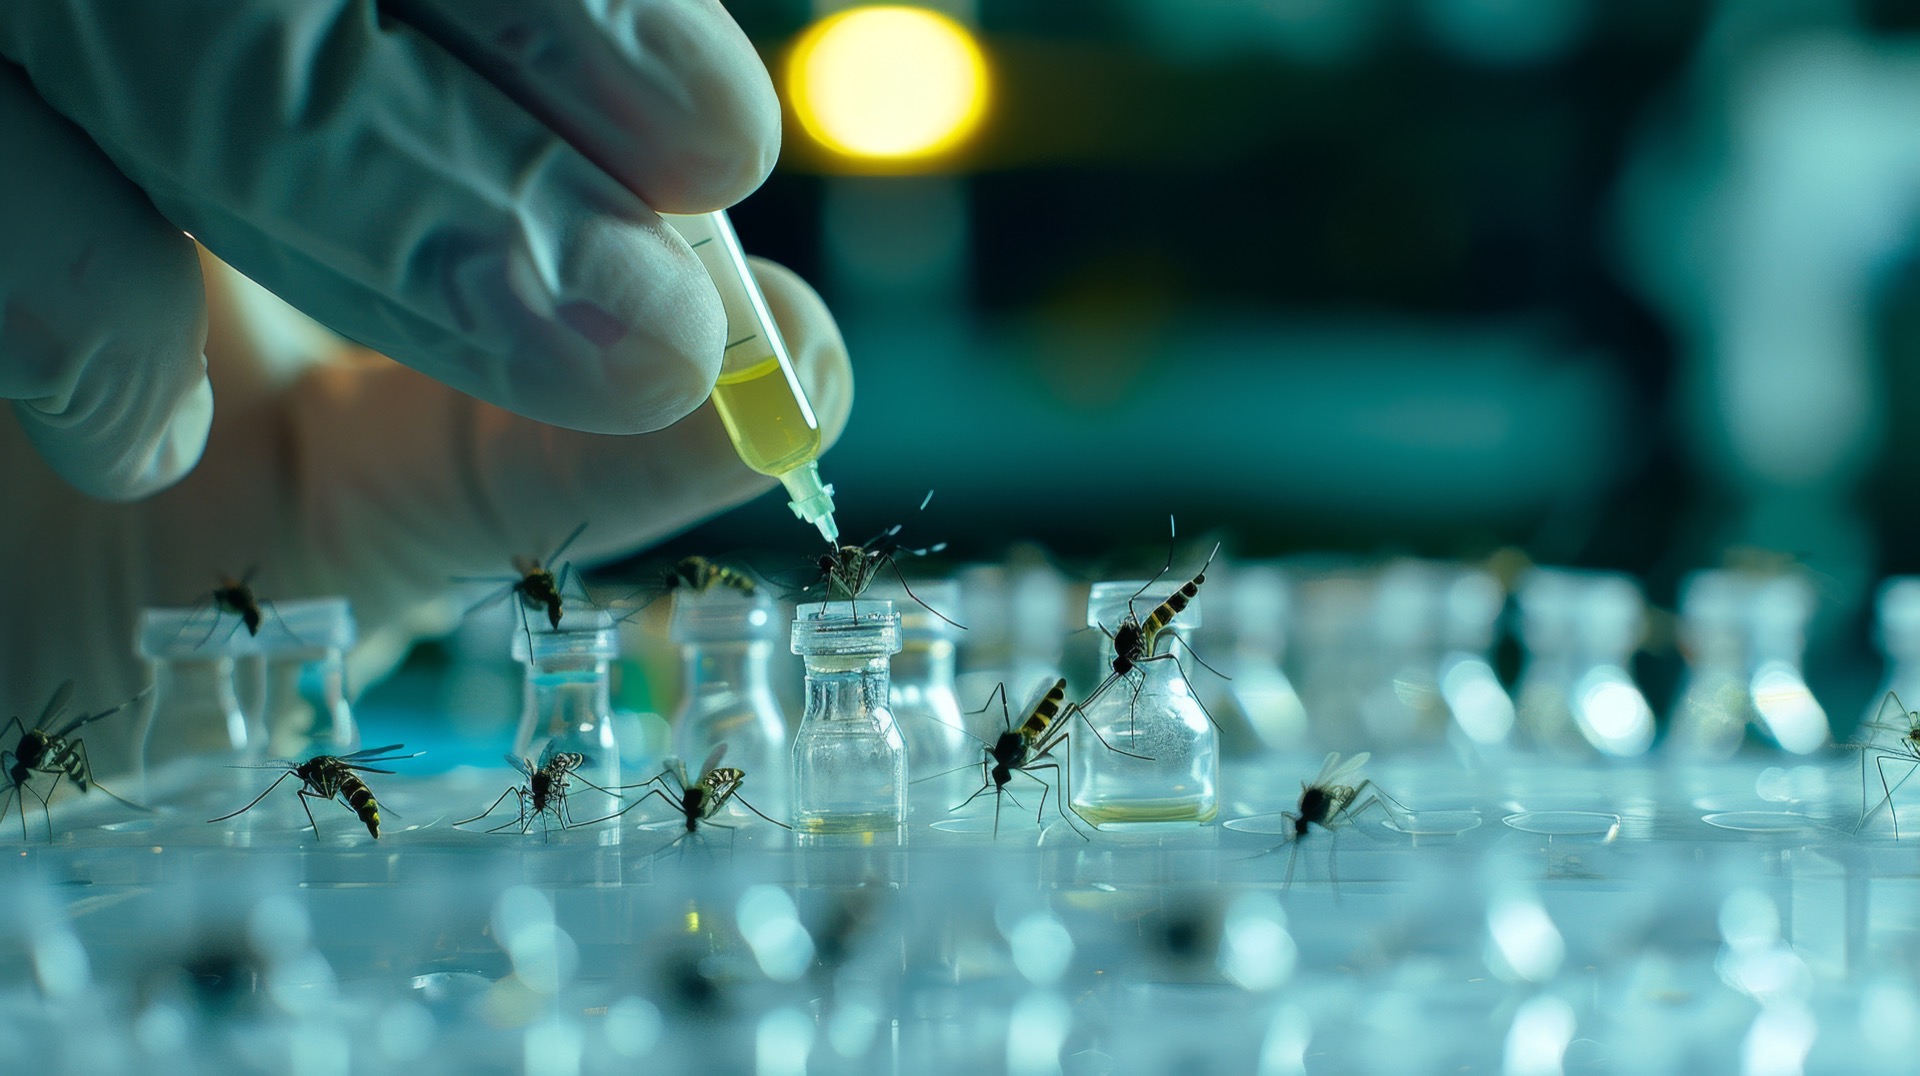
662,211,840,544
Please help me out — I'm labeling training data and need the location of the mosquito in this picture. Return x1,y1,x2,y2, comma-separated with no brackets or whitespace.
1082,518,1225,733
944,679,1091,838
1265,751,1407,890
587,744,788,837
454,744,625,839
612,555,760,623
209,745,421,840
804,491,963,628
457,521,591,650
174,568,300,650
0,681,149,841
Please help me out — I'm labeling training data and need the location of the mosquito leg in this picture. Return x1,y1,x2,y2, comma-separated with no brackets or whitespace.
296,788,327,840
208,771,298,823
457,787,518,828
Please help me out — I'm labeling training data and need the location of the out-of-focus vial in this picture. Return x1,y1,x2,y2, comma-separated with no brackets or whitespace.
790,601,907,835
1745,573,1826,754
1516,569,1654,757
868,580,969,786
1869,577,1920,734
255,598,358,759
1199,562,1309,754
137,607,260,785
1072,582,1219,825
1669,571,1754,756
670,588,790,816
514,607,622,817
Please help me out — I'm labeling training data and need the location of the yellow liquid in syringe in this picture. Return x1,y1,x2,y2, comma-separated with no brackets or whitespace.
711,356,822,477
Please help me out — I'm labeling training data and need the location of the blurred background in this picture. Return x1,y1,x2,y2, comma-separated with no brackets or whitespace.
408,0,1920,752
647,0,1920,584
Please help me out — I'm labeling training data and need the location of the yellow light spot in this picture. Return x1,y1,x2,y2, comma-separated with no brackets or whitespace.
684,907,701,934
788,6,989,161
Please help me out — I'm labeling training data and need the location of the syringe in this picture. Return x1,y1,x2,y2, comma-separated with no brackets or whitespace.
662,211,840,545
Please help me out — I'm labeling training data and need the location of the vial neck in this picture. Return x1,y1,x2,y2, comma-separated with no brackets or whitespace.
680,641,773,695
525,656,614,748
802,654,894,716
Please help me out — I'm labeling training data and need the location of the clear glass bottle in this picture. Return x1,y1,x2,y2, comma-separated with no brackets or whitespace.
254,598,358,759
670,589,790,816
514,607,622,819
868,579,969,791
137,607,260,793
1071,581,1219,825
791,601,906,835
1868,577,1920,735
1515,569,1654,757
1669,570,1756,757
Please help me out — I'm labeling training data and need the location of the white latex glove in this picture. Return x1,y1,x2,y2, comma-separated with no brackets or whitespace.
0,1,856,776
0,0,782,497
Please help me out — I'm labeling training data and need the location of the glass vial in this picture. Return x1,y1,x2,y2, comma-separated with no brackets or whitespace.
670,588,790,816
255,598,358,759
1071,582,1220,825
869,579,969,790
137,607,260,786
791,601,906,834
514,607,622,816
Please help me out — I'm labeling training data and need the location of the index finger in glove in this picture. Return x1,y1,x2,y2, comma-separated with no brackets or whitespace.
0,61,212,501
0,0,745,436
383,0,780,213
271,259,851,628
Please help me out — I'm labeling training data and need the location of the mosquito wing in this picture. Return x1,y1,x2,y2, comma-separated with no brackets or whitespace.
340,745,422,768
46,687,148,739
1862,692,1920,739
33,681,76,732
1311,751,1370,790
698,743,728,782
505,754,535,779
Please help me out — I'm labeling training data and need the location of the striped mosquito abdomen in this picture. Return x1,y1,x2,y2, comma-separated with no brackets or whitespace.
1018,679,1069,743
1140,568,1207,650
338,773,382,837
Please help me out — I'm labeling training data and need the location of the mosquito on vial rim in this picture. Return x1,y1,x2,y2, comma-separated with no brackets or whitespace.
456,521,592,651
804,491,964,629
1083,517,1228,735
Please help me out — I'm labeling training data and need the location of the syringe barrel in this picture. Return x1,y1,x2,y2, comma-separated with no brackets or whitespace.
663,210,839,544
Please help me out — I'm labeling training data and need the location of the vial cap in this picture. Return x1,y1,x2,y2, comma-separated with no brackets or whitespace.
792,600,902,656
511,607,619,662
136,596,356,659
1087,580,1203,632
671,588,781,644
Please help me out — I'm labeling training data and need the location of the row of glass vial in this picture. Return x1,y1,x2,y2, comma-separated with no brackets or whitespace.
665,585,1217,832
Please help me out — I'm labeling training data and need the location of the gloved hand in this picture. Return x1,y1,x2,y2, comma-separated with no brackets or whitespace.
0,0,855,776
0,0,782,499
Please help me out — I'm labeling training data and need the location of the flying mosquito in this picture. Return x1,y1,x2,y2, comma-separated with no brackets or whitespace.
456,521,591,647
208,744,421,840
454,744,625,839
611,555,760,622
1083,519,1225,732
1265,751,1407,890
930,678,1092,838
804,491,962,628
175,568,299,650
1844,691,1920,838
589,744,788,837
1,681,150,841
